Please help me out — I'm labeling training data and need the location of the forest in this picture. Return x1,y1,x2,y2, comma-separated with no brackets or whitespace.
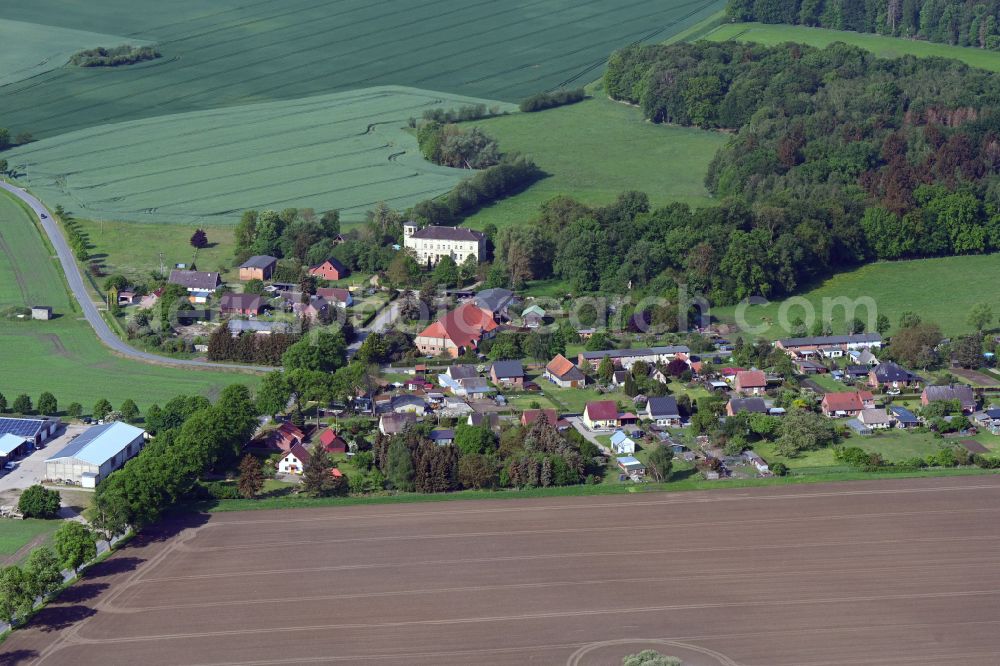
726,0,1000,49
566,40,1000,303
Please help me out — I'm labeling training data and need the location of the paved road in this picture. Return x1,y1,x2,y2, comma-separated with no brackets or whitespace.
347,299,400,358
566,415,612,455
1,182,271,372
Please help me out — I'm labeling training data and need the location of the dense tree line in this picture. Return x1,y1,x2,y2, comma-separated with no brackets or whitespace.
519,88,586,112
206,321,299,364
91,385,258,536
593,41,1000,301
417,122,500,169
70,45,161,67
371,418,604,493
233,207,342,268
727,0,1000,49
416,103,505,124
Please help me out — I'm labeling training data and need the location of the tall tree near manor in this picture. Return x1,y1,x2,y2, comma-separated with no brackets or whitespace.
37,392,57,415
190,229,208,249
432,256,458,288
234,210,258,257
968,303,994,332
237,455,265,499
54,522,98,573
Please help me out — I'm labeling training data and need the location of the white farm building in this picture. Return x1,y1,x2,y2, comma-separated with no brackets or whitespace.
46,422,146,488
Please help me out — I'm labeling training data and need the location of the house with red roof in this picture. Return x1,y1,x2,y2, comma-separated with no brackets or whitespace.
821,391,876,417
521,409,560,427
544,354,586,388
734,370,767,395
277,443,310,475
268,422,305,452
316,287,353,308
308,257,349,281
414,301,498,358
583,400,620,430
318,428,348,454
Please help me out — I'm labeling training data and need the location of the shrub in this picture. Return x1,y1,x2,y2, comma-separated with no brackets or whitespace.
70,45,161,67
519,88,585,112
18,485,61,519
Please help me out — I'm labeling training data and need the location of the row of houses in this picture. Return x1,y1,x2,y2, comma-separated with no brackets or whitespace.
237,255,350,282
582,397,681,431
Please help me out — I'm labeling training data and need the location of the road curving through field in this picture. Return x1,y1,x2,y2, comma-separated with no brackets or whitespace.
0,180,274,373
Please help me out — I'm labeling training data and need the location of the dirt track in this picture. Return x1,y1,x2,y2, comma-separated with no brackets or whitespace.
4,476,1000,665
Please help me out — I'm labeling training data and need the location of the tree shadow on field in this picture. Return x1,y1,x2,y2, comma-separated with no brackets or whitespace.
82,557,143,579
32,604,97,633
0,649,39,665
669,467,699,482
56,582,108,605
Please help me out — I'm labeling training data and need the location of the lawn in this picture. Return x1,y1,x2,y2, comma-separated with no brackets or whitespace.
7,87,517,226
711,254,1000,339
464,95,729,230
0,191,258,411
704,23,1000,72
75,218,236,284
0,519,60,561
0,0,725,139
0,17,150,87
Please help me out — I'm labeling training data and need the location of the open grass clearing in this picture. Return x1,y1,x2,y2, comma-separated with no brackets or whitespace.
0,0,725,139
465,95,728,230
0,191,257,410
7,87,516,226
0,519,60,560
712,254,1000,339
704,22,1000,71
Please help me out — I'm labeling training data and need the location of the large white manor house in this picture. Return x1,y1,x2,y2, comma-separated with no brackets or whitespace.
403,223,485,265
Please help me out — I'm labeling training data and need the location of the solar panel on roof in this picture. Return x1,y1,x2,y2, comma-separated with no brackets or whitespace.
0,418,46,438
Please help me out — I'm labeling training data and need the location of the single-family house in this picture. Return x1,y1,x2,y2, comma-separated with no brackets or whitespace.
45,422,146,487
219,292,264,316
890,405,920,429
316,287,353,308
578,346,689,371
851,349,880,366
616,456,646,478
308,257,349,281
869,362,922,391
293,295,329,321
430,429,455,445
468,413,501,431
474,288,516,322
611,369,629,387
277,443,310,475
821,391,875,417
645,396,681,427
378,413,417,435
858,408,894,429
844,365,870,380
415,302,498,358
521,409,560,428
726,397,768,416
545,354,586,388
438,365,493,396
610,430,636,455
318,428,348,454
583,400,619,430
238,255,278,281
734,370,767,395
489,360,524,387
439,398,473,418
117,289,139,306
921,384,976,413
168,270,221,303
390,394,427,416
521,304,545,328
793,358,828,375
775,333,882,358
973,407,1000,432
267,422,305,452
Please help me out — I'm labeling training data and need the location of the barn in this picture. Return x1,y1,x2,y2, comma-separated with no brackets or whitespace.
0,417,59,448
45,422,146,488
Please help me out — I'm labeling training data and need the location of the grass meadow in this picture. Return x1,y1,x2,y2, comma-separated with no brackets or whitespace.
704,23,1000,71
0,0,725,139
464,94,728,229
711,254,1000,339
0,192,258,411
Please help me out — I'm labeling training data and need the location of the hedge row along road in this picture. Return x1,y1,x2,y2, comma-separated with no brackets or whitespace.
0,181,272,373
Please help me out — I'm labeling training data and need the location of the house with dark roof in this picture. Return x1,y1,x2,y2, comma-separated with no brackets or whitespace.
277,443,310,475
403,223,485,264
645,396,680,427
545,354,585,388
415,302,498,357
726,397,768,417
0,417,59,447
293,295,329,320
379,412,417,435
474,288,516,321
889,405,920,429
775,333,882,358
921,384,976,413
309,257,349,281
869,362,922,391
578,346,689,370
238,255,277,281
318,429,348,454
219,292,264,316
168,270,221,303
316,287,352,308
430,429,455,445
490,360,524,387
583,400,620,430
858,408,894,429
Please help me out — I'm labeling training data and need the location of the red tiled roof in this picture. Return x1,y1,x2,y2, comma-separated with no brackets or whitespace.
522,409,559,426
546,354,576,378
270,422,305,451
823,392,864,412
735,370,766,388
316,287,351,303
330,468,344,478
417,302,497,349
319,428,347,453
585,400,619,421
